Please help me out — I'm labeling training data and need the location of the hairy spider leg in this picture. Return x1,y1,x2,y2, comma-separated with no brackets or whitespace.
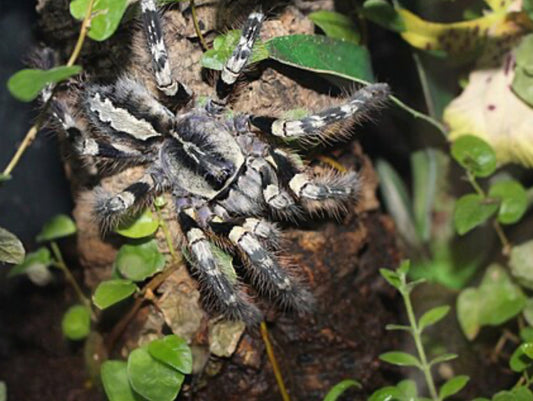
140,0,192,100
176,207,262,323
270,148,360,217
207,11,265,113
249,83,390,141
95,170,165,231
210,217,314,313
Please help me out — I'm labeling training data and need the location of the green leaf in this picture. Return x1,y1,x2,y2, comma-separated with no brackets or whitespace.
411,149,438,242
0,174,11,182
379,268,402,290
323,379,361,401
0,227,25,264
385,324,411,332
510,240,533,290
36,214,77,242
368,386,402,401
9,247,53,285
361,0,405,32
456,287,481,340
457,265,527,340
92,279,138,309
430,353,458,366
116,239,166,282
376,160,419,248
521,327,533,342
101,360,143,401
493,387,533,401
450,135,497,177
201,30,269,70
379,351,421,368
128,347,184,401
488,180,528,225
509,343,533,372
266,35,374,83
148,335,192,375
61,304,91,341
0,382,5,401
7,66,81,102
70,0,128,41
396,380,418,400
453,194,499,235
524,299,533,327
308,11,360,44
512,34,533,106
115,208,160,239
397,260,410,275
418,305,450,331
439,376,469,400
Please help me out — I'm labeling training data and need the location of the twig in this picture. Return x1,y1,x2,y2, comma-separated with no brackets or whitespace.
105,259,182,352
260,321,291,401
50,241,91,308
190,0,208,51
2,0,96,178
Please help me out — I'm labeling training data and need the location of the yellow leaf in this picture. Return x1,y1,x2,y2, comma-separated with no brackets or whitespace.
397,6,531,59
444,52,533,167
485,0,519,11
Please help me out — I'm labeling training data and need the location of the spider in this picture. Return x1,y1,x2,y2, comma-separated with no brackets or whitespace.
46,0,390,324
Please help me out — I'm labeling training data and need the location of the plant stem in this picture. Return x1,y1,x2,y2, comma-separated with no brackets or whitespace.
465,170,512,255
155,203,178,260
190,0,208,51
2,0,96,177
260,321,291,401
401,285,439,401
50,241,91,308
412,52,437,119
105,259,182,352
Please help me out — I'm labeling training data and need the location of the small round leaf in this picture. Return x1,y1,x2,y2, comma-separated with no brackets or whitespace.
509,343,533,372
379,351,421,368
36,214,77,242
7,66,82,102
439,375,469,400
93,279,138,309
127,347,184,401
101,360,142,401
451,135,497,177
116,239,166,282
453,194,498,235
115,209,159,239
456,288,481,340
70,0,128,42
147,335,193,375
489,180,528,224
62,304,91,341
0,227,25,265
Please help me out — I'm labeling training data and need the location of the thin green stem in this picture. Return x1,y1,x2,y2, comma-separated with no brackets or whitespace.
2,0,95,177
401,283,439,401
190,0,208,51
389,95,447,136
50,241,91,308
412,52,436,119
466,170,485,197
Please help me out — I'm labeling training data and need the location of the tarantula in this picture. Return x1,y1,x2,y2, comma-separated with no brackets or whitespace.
47,0,389,323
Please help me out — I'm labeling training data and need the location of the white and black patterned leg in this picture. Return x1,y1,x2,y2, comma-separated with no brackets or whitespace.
94,171,164,231
177,210,262,323
215,221,314,313
140,0,192,100
249,83,390,141
246,157,302,219
270,148,360,217
206,11,264,113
